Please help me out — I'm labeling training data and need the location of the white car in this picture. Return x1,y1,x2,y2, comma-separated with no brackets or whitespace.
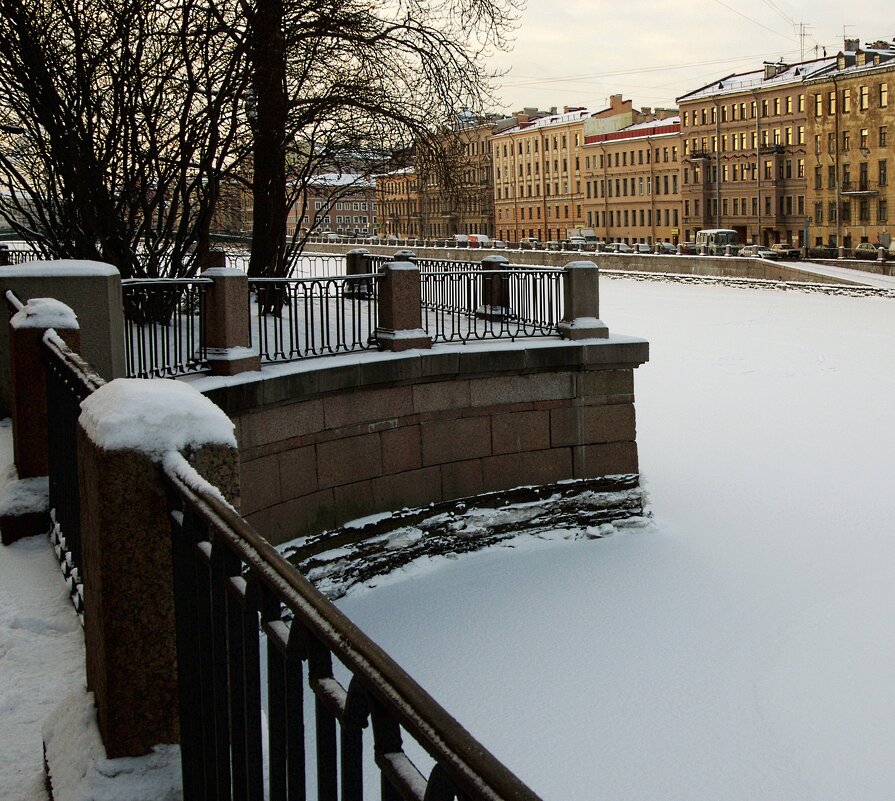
607,242,633,253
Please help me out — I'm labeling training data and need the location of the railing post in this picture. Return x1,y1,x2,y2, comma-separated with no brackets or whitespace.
557,260,609,340
476,254,510,321
77,378,240,758
374,261,432,351
344,248,371,297
878,246,885,263
838,245,846,259
201,250,260,376
7,297,80,478
0,297,79,544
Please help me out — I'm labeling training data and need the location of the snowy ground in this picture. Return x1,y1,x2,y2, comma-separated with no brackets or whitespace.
5,274,895,800
333,277,895,801
0,421,85,801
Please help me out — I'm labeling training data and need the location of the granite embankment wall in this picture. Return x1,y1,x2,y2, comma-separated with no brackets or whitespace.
310,242,864,285
201,338,648,546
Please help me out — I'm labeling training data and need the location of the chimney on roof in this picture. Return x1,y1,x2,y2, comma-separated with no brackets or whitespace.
640,106,652,116
517,113,529,123
549,106,557,114
763,61,788,79
844,37,860,51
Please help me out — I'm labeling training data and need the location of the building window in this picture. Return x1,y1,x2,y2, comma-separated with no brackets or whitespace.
859,85,869,110
880,200,888,221
859,199,870,222
842,130,850,151
880,126,888,147
842,87,851,113
797,159,805,178
815,166,822,189
860,128,869,150
815,202,823,223
828,91,836,114
881,83,889,108
814,93,823,116
880,160,888,186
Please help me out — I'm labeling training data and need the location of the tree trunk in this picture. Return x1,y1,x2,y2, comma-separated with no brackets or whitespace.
248,0,288,279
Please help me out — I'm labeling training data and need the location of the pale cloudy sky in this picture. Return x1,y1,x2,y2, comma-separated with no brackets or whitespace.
486,0,894,113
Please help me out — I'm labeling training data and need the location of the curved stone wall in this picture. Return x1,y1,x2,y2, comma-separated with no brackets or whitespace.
200,338,648,546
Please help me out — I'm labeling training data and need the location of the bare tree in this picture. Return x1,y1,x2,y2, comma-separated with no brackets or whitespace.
0,0,249,277
241,0,520,276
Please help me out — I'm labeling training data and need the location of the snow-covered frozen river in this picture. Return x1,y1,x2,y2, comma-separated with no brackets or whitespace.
334,277,895,800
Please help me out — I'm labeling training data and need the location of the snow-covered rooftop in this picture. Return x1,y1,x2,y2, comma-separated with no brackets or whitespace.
494,106,608,137
678,56,838,102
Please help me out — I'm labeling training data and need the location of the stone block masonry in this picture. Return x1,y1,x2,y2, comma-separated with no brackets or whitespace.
200,338,649,546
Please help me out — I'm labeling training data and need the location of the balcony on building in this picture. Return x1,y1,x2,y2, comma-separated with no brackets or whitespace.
840,180,879,195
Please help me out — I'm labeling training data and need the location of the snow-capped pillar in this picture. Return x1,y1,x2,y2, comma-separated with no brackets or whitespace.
476,254,510,321
201,255,260,376
557,261,609,340
8,297,80,479
374,261,432,351
77,379,239,757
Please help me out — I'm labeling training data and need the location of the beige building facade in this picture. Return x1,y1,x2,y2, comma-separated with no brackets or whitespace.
581,118,682,245
805,46,895,249
492,96,677,243
376,169,422,239
677,60,823,246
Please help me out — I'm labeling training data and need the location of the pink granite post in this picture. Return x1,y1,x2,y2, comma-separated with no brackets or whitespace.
374,261,432,351
77,378,240,757
201,251,260,376
557,261,609,340
7,297,80,478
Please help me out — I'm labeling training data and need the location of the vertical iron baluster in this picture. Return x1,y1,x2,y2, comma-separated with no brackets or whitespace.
285,623,308,800
308,637,338,801
228,571,265,801
170,501,209,801
341,678,370,801
263,587,289,801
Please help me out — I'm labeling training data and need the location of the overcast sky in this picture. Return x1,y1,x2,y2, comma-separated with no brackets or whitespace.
486,0,894,114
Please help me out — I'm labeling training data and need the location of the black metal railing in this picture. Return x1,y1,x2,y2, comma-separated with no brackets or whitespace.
226,251,347,278
163,452,543,801
122,278,212,378
44,331,106,622
420,268,563,343
249,275,380,363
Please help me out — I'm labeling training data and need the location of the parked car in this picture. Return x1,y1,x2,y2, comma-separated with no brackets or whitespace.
491,240,507,249
607,242,633,253
677,241,699,255
566,236,587,249
655,241,678,255
769,242,801,259
323,232,342,241
519,237,541,250
546,240,562,251
632,243,652,254
739,244,779,260
853,242,882,260
468,234,491,248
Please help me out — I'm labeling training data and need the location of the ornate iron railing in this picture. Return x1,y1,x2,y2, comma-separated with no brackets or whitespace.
249,275,380,363
122,278,212,378
420,268,563,343
44,331,106,623
163,452,543,801
225,250,347,278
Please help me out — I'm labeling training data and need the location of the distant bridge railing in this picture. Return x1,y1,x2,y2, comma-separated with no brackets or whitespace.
164,452,544,801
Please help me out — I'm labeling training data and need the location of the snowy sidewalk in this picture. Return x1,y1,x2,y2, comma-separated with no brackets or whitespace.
788,258,895,288
0,421,85,801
